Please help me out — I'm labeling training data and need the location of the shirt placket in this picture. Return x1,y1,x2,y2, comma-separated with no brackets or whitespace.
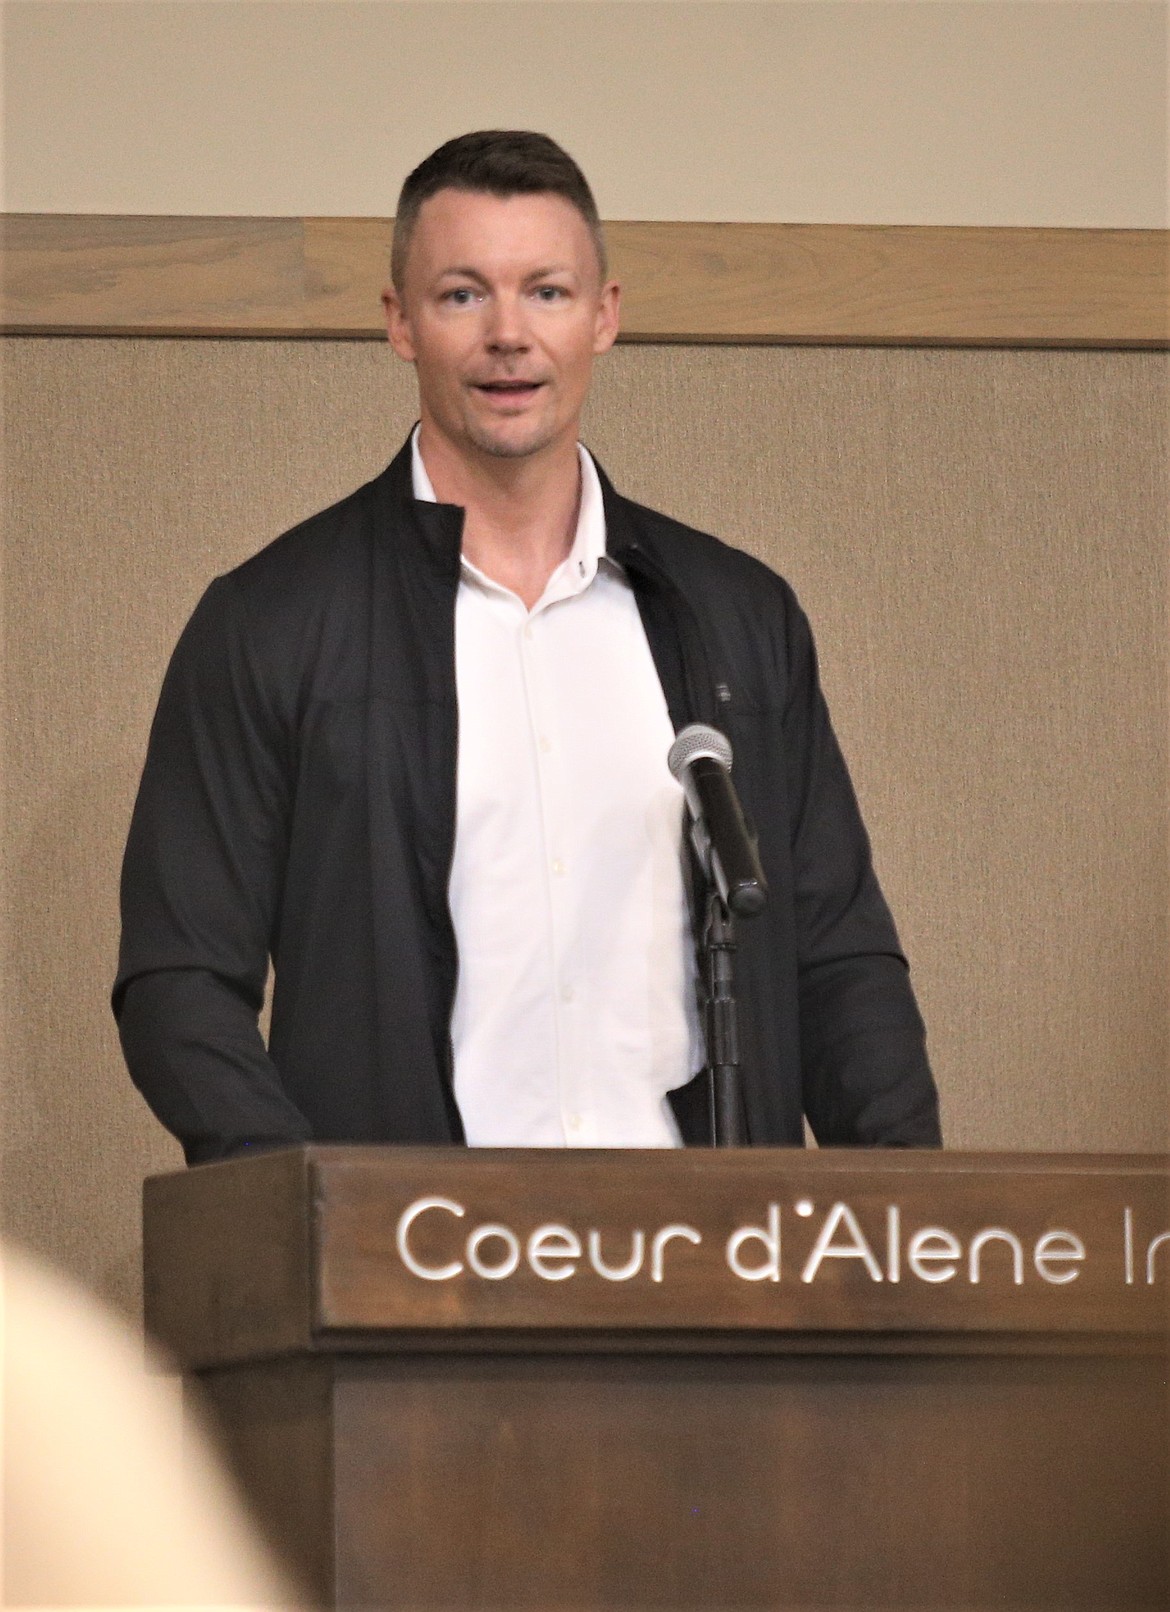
518,605,591,1145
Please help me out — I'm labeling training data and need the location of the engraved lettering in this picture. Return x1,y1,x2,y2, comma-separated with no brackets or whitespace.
726,1205,781,1282
395,1196,465,1281
886,1205,900,1283
587,1229,645,1281
1033,1229,1084,1285
651,1224,701,1283
1146,1230,1170,1285
969,1227,1024,1285
801,1202,883,1284
907,1227,961,1283
527,1224,581,1281
466,1223,521,1280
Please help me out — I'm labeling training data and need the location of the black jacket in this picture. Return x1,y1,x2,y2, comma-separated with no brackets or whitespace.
114,439,940,1163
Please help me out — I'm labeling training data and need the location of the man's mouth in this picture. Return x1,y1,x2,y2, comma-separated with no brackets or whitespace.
474,380,544,398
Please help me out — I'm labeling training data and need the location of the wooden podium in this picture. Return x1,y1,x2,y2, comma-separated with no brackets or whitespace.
144,1148,1169,1610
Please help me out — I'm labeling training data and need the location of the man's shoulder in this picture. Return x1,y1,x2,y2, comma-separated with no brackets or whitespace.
225,472,386,605
606,484,800,616
173,454,427,692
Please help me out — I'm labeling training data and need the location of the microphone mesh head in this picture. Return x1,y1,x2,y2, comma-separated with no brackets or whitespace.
667,723,733,781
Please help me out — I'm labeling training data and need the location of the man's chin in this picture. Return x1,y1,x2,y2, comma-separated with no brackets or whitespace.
466,420,561,461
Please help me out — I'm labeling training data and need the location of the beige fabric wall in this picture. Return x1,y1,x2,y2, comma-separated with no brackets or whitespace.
2,337,1167,1319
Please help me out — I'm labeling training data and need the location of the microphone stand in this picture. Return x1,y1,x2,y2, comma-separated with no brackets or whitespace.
702,887,746,1146
668,722,766,1146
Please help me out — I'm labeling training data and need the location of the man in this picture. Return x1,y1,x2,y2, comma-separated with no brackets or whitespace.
114,130,940,1163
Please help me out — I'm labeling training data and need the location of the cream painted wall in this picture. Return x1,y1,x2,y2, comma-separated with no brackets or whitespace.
2,1,1166,226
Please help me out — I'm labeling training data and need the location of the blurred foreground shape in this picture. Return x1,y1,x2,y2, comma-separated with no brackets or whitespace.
2,1239,297,1609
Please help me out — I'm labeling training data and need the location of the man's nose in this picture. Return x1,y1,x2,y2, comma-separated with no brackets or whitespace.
484,294,530,351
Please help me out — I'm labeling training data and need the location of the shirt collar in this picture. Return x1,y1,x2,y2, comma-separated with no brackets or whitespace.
410,425,610,599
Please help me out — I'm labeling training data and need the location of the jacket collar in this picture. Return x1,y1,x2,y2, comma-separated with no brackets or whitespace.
376,432,701,706
379,429,715,727
596,460,720,732
377,432,464,587
597,459,651,566
381,426,650,572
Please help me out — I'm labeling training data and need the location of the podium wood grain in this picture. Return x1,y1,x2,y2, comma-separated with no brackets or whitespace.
147,1149,1169,1609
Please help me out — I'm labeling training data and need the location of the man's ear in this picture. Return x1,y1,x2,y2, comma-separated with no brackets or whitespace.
382,285,416,363
593,279,621,356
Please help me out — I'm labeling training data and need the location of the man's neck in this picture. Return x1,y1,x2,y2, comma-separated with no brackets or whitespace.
418,425,582,611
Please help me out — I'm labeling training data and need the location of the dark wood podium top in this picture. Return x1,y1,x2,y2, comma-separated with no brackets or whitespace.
143,1147,1169,1371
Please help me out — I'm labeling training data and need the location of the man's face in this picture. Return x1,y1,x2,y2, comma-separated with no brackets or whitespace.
383,188,620,465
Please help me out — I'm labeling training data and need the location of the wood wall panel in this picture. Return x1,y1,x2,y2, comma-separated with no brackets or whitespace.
1,216,310,333
3,216,1166,346
610,222,1168,347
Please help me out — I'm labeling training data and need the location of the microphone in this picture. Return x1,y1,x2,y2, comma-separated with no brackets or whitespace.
667,724,768,918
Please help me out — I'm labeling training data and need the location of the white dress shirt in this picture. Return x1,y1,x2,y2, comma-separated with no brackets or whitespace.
412,431,703,1146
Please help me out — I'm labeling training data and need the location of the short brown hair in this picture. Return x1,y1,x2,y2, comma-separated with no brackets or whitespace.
391,130,607,291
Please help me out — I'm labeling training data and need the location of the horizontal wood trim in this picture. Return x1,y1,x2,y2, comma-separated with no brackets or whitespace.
2,215,1166,346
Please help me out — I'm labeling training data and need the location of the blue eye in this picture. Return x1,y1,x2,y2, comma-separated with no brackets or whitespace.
534,285,568,302
444,287,478,306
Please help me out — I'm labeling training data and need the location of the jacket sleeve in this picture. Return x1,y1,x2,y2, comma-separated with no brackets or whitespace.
113,576,313,1165
780,590,942,1147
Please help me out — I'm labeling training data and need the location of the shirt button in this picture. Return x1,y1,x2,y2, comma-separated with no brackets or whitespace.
566,1114,582,1132
523,623,534,641
538,735,552,754
561,985,576,1003
551,858,567,877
